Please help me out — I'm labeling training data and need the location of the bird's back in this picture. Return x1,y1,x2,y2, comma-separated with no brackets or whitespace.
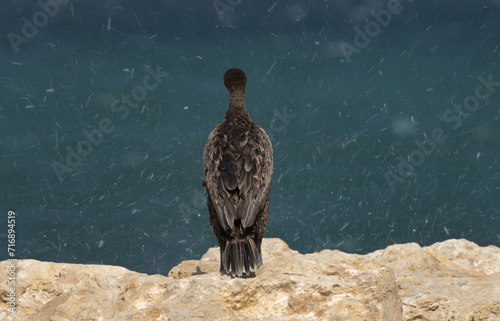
203,68,273,277
203,117,272,232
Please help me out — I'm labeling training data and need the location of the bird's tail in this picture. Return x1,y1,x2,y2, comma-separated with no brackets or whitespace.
221,237,262,278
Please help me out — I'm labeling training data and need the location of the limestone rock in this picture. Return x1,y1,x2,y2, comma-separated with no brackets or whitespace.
368,239,500,276
1,238,499,321
368,239,500,320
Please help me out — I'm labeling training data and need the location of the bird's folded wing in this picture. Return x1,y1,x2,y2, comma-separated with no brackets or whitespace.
203,126,273,231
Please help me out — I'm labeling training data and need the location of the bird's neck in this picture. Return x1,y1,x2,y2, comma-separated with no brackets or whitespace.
225,88,250,120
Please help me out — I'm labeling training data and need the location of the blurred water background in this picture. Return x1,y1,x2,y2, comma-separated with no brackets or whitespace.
1,0,499,274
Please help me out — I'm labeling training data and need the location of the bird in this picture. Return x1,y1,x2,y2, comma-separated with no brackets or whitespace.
202,68,273,278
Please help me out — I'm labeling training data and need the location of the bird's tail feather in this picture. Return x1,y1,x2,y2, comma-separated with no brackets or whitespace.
221,237,262,277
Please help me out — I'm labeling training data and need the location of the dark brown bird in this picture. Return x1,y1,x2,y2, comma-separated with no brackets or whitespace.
203,68,273,278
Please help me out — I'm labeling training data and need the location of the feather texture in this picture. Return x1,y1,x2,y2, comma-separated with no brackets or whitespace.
204,123,272,231
203,68,273,277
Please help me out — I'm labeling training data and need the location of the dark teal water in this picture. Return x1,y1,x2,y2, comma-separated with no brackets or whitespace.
1,0,499,275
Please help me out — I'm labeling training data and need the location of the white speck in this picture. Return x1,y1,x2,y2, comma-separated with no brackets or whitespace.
476,152,480,159
46,88,55,93
268,2,278,13
25,105,35,109
311,52,317,63
314,41,320,45
196,56,202,60
444,226,450,236
98,240,105,248
183,106,189,110
261,61,277,84
107,17,111,31
12,62,22,65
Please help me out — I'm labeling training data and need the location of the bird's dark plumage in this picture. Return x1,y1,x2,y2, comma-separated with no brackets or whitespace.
203,68,273,278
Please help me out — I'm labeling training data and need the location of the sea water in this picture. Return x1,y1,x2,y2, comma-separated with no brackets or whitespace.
0,0,499,274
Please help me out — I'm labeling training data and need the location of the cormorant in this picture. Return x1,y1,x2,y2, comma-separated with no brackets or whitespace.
203,68,273,278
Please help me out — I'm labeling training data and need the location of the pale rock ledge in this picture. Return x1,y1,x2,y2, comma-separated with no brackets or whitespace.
1,238,499,321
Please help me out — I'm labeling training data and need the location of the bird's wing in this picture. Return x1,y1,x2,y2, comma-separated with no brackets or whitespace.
203,124,273,231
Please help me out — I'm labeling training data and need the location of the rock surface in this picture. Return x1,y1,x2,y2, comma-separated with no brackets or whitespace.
368,240,500,320
0,238,499,321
